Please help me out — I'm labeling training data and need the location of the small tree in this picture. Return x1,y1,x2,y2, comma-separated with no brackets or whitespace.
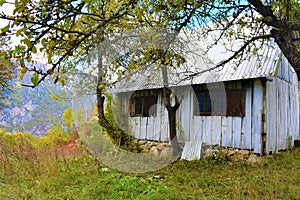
62,107,74,133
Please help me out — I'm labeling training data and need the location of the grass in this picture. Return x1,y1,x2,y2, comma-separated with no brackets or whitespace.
0,139,300,199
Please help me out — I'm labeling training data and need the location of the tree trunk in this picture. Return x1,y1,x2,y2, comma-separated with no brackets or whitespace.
271,29,300,78
96,84,109,125
161,65,181,156
167,103,181,155
96,43,127,146
247,0,300,78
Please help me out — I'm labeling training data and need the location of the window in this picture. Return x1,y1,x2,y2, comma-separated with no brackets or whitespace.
194,87,245,116
129,91,158,117
196,91,212,115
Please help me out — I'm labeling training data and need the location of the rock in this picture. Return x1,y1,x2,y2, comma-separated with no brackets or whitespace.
150,146,159,156
220,149,228,155
156,143,165,151
142,149,149,153
143,143,152,150
227,150,235,156
138,140,147,145
246,154,261,164
204,148,218,158
227,153,244,162
240,150,250,155
146,142,155,147
160,147,173,157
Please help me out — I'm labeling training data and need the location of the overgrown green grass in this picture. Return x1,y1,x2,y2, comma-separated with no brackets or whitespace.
0,132,300,199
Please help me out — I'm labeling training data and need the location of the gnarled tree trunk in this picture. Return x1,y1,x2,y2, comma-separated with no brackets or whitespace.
161,65,181,156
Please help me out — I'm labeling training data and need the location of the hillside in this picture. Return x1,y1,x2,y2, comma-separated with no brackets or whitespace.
0,70,96,136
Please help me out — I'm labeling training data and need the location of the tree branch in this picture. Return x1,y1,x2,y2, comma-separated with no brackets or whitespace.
187,34,273,79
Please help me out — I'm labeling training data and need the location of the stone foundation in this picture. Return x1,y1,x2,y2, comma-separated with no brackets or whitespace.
138,140,261,163
202,144,261,164
138,140,173,156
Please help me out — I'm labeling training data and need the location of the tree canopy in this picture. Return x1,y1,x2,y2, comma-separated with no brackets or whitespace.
0,36,13,105
0,0,299,86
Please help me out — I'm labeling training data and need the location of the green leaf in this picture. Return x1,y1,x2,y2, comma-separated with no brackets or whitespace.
22,38,32,49
16,28,24,37
0,0,5,6
31,72,39,86
19,67,27,80
32,46,37,53
1,25,9,35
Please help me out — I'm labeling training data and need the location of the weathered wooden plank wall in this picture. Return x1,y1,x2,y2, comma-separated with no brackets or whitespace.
124,81,263,152
121,62,299,153
265,62,300,153
184,82,262,152
252,79,263,154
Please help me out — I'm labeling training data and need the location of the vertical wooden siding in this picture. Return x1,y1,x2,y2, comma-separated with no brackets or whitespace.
124,82,263,153
265,63,299,153
122,65,299,154
182,80,263,154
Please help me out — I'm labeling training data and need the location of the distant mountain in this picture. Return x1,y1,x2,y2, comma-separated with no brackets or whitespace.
0,69,96,136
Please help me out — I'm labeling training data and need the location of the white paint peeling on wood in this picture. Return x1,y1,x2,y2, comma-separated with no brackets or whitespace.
233,117,242,148
124,62,299,154
277,79,285,150
266,77,277,153
202,116,212,144
241,86,252,149
252,79,263,154
181,140,202,160
211,116,221,145
222,116,233,147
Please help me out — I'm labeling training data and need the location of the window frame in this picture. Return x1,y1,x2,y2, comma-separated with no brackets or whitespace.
129,90,158,117
193,86,245,117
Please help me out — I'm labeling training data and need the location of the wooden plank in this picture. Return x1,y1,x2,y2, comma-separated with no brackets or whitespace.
266,79,277,153
233,117,242,148
196,117,203,141
152,117,159,141
135,117,141,139
295,84,300,140
277,80,285,150
288,83,299,144
130,117,137,139
147,116,154,140
275,78,280,151
202,116,212,144
140,117,147,139
276,79,283,151
242,86,252,149
287,83,292,148
221,116,227,147
161,107,169,142
189,89,194,141
283,58,290,83
181,141,202,160
252,79,263,154
290,85,296,140
282,81,289,149
222,116,233,147
189,116,200,141
211,116,221,145
181,89,191,141
155,94,162,141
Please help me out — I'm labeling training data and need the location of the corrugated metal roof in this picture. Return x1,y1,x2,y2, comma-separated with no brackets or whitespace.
113,39,293,93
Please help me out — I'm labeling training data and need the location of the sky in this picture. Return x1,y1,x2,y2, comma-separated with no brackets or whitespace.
0,0,15,28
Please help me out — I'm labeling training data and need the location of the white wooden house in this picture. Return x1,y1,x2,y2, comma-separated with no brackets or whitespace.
113,41,300,155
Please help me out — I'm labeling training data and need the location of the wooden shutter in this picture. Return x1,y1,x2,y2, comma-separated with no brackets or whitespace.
144,96,158,117
128,96,135,117
226,89,245,116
